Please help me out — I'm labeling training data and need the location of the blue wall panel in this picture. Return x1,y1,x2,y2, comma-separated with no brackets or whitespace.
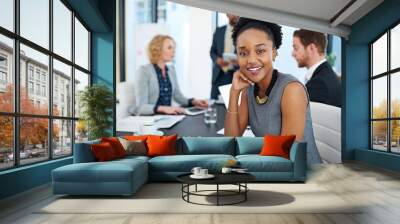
343,44,369,160
0,158,72,199
355,149,400,172
91,32,115,135
345,0,400,171
92,33,114,88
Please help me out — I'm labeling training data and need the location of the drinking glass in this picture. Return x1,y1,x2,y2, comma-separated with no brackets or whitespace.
204,107,217,124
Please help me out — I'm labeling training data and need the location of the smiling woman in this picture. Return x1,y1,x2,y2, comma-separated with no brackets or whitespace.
224,18,322,164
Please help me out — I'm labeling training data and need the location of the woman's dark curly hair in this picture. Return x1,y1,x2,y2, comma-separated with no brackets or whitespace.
232,17,282,49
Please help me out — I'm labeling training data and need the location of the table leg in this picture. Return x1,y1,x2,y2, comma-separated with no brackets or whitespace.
217,184,219,206
181,184,183,199
195,184,198,192
245,183,247,201
187,184,190,202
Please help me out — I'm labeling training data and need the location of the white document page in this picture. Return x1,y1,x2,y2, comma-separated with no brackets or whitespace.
218,84,242,108
116,115,185,132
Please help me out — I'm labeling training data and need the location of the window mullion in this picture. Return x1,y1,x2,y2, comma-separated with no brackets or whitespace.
370,45,373,149
48,0,54,160
71,10,76,153
13,0,21,167
388,30,391,152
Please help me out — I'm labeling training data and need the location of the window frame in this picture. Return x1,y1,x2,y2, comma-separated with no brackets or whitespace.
0,0,92,171
370,20,400,154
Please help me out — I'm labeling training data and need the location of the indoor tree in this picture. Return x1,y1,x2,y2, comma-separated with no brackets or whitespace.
79,84,114,140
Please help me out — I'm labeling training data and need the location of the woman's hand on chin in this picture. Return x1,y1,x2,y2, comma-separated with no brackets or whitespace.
157,106,185,115
231,70,253,92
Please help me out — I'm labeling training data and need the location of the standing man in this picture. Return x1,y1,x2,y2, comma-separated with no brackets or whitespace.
292,29,341,107
210,14,239,100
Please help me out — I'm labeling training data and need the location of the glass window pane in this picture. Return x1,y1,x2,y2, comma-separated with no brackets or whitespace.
372,33,387,76
20,0,49,49
75,120,88,143
53,0,72,60
391,120,400,153
75,18,89,70
20,44,49,115
74,69,89,118
391,72,400,118
391,24,400,70
0,34,14,113
136,0,153,23
372,77,387,119
0,116,14,170
372,121,388,151
20,117,49,165
0,0,14,31
157,0,167,23
53,59,72,117
53,119,72,158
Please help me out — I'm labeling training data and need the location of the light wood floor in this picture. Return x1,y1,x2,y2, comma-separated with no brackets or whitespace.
1,162,400,224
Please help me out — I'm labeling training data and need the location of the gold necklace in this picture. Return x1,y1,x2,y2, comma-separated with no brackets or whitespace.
253,70,278,105
255,95,268,105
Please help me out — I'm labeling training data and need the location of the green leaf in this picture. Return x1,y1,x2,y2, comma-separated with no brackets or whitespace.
79,84,114,140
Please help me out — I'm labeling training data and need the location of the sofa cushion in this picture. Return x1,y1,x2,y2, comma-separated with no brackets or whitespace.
124,135,153,143
118,138,147,156
236,155,293,172
147,135,177,157
260,135,296,159
91,142,118,161
180,137,235,155
236,137,263,155
148,154,235,172
101,137,127,158
115,155,150,163
52,159,147,183
73,140,100,163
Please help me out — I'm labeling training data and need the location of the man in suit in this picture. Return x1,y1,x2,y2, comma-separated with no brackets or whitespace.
292,29,341,107
210,14,239,99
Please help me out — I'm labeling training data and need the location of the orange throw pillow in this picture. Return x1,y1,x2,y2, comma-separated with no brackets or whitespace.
101,137,127,158
259,135,296,159
91,142,117,161
124,135,150,141
146,135,178,157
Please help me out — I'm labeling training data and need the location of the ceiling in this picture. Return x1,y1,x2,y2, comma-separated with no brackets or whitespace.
168,0,384,38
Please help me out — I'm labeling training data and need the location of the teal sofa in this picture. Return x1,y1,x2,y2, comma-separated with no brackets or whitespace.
52,137,306,196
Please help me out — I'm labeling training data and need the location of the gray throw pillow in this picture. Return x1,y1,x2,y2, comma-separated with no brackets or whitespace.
118,137,147,156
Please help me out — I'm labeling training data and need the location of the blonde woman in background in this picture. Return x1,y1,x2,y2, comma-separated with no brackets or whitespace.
130,35,208,115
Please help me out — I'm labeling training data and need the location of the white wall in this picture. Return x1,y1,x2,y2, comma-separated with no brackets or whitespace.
169,6,212,99
124,0,137,83
124,2,213,99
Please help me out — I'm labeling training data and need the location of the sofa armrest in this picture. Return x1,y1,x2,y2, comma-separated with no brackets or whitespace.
73,140,100,163
289,142,307,181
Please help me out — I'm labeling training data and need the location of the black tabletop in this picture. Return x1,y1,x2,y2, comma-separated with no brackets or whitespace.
177,172,255,185
117,104,227,137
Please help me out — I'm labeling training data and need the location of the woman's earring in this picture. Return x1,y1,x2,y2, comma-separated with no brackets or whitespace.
273,50,278,62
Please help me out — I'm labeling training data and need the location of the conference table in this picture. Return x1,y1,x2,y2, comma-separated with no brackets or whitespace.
116,104,227,137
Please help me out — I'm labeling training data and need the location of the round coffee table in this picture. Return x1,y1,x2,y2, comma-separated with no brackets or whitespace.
177,173,255,206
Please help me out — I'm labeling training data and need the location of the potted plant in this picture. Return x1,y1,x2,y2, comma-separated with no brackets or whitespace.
79,84,114,140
